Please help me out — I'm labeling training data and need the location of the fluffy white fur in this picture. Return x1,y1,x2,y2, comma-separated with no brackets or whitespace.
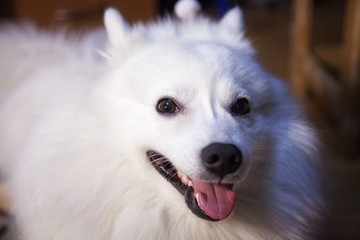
0,7,323,240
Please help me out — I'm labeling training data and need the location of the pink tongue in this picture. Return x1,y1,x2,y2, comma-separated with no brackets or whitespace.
191,179,236,220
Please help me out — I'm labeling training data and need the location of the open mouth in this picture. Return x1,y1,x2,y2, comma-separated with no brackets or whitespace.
147,150,236,221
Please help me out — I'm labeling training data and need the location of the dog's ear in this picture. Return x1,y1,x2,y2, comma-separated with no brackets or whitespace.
104,8,131,49
219,7,244,38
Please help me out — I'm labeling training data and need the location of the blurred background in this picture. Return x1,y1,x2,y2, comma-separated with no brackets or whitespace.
0,0,359,239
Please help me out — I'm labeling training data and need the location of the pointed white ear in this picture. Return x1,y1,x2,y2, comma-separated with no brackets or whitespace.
220,7,244,36
104,8,131,48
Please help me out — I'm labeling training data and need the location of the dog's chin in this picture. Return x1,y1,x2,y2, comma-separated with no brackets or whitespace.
146,150,236,222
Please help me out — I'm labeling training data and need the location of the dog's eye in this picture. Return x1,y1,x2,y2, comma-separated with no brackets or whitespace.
157,99,179,114
231,98,250,115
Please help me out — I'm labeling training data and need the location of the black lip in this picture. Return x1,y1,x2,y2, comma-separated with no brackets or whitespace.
146,150,219,222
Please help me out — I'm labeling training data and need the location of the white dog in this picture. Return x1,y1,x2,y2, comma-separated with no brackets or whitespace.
0,1,324,239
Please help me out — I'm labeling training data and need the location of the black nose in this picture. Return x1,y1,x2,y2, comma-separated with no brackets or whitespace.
201,143,242,178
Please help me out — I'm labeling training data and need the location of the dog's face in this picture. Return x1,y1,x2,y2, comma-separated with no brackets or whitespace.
95,8,279,221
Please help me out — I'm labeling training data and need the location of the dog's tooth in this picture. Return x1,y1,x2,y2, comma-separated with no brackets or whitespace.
177,170,184,179
188,180,193,187
181,175,189,185
195,193,200,204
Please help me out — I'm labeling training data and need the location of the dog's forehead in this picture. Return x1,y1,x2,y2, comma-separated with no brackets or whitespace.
113,40,269,106
135,41,256,84
146,42,265,93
